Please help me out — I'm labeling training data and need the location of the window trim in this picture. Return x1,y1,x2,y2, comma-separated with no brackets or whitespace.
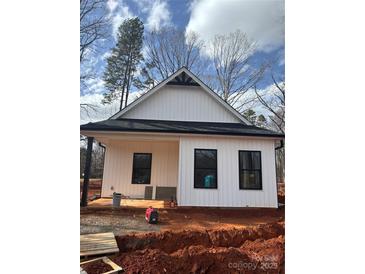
194,148,218,189
131,153,152,184
238,150,263,190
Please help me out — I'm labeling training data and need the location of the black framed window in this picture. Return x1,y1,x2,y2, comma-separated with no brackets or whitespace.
194,149,217,189
132,153,152,184
239,151,262,190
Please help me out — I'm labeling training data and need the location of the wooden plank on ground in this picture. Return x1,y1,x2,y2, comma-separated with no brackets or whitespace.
80,232,119,257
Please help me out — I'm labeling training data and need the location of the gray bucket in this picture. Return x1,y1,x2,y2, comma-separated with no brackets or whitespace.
112,192,122,207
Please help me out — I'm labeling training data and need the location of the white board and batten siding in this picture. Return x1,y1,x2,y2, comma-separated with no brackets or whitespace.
95,68,280,208
122,85,241,123
101,140,179,198
178,136,278,208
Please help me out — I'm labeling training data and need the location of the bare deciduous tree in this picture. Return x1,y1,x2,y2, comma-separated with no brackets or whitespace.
143,27,208,81
255,73,285,133
80,0,108,63
80,0,108,114
80,138,105,178
211,30,267,112
255,72,285,183
80,103,99,118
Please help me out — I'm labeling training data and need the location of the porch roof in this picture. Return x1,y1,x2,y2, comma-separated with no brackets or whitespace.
80,118,284,138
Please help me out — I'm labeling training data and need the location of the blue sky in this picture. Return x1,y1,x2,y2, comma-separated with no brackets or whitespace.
81,0,284,122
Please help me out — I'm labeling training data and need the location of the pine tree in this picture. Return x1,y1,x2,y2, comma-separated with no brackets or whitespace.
256,114,267,128
133,66,155,90
243,109,257,124
243,109,268,127
102,17,144,110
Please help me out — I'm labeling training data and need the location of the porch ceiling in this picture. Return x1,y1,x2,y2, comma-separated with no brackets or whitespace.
80,131,180,144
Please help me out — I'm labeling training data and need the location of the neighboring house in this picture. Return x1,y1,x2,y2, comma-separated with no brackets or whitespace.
80,67,284,208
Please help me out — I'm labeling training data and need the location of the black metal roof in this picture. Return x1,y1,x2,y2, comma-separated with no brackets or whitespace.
80,118,284,138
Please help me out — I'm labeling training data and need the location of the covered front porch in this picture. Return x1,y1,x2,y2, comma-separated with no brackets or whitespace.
81,131,180,207
87,197,167,208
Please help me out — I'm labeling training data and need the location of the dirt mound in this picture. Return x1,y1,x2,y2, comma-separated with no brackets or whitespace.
242,235,285,272
116,229,211,253
85,222,284,273
81,259,113,274
207,222,284,248
114,236,284,274
115,221,284,254
114,249,176,273
114,245,256,274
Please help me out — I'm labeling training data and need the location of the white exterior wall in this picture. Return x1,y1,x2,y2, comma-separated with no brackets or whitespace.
101,140,179,198
122,86,241,123
178,136,278,208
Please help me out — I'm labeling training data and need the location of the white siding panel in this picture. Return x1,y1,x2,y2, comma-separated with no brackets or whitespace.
178,136,278,208
123,86,241,123
102,140,179,198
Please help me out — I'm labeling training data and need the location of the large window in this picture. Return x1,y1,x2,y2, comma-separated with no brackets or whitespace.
194,149,217,189
132,153,152,184
239,151,262,190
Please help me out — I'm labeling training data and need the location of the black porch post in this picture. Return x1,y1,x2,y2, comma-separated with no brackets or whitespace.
81,136,94,207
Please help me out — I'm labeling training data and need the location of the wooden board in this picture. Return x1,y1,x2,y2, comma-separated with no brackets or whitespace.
80,256,123,274
88,198,165,208
80,232,119,257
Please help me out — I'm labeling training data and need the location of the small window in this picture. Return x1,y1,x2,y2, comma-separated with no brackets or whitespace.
239,151,262,190
132,153,152,184
194,149,217,189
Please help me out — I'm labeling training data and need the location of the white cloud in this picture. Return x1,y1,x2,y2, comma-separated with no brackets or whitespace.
146,0,171,31
102,50,112,60
106,0,134,39
80,93,118,124
80,92,141,124
131,0,149,13
107,0,118,13
111,5,134,39
253,82,285,115
83,78,105,94
186,0,284,52
132,0,171,31
227,80,284,116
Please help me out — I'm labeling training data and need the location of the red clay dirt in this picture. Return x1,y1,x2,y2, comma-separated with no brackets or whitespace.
83,222,285,274
81,259,113,274
115,222,284,274
81,204,285,273
81,206,284,235
116,222,284,254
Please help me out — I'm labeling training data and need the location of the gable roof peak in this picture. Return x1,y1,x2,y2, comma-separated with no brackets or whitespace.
109,66,252,125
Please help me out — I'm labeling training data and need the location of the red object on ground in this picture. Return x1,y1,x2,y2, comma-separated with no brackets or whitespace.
145,207,158,224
